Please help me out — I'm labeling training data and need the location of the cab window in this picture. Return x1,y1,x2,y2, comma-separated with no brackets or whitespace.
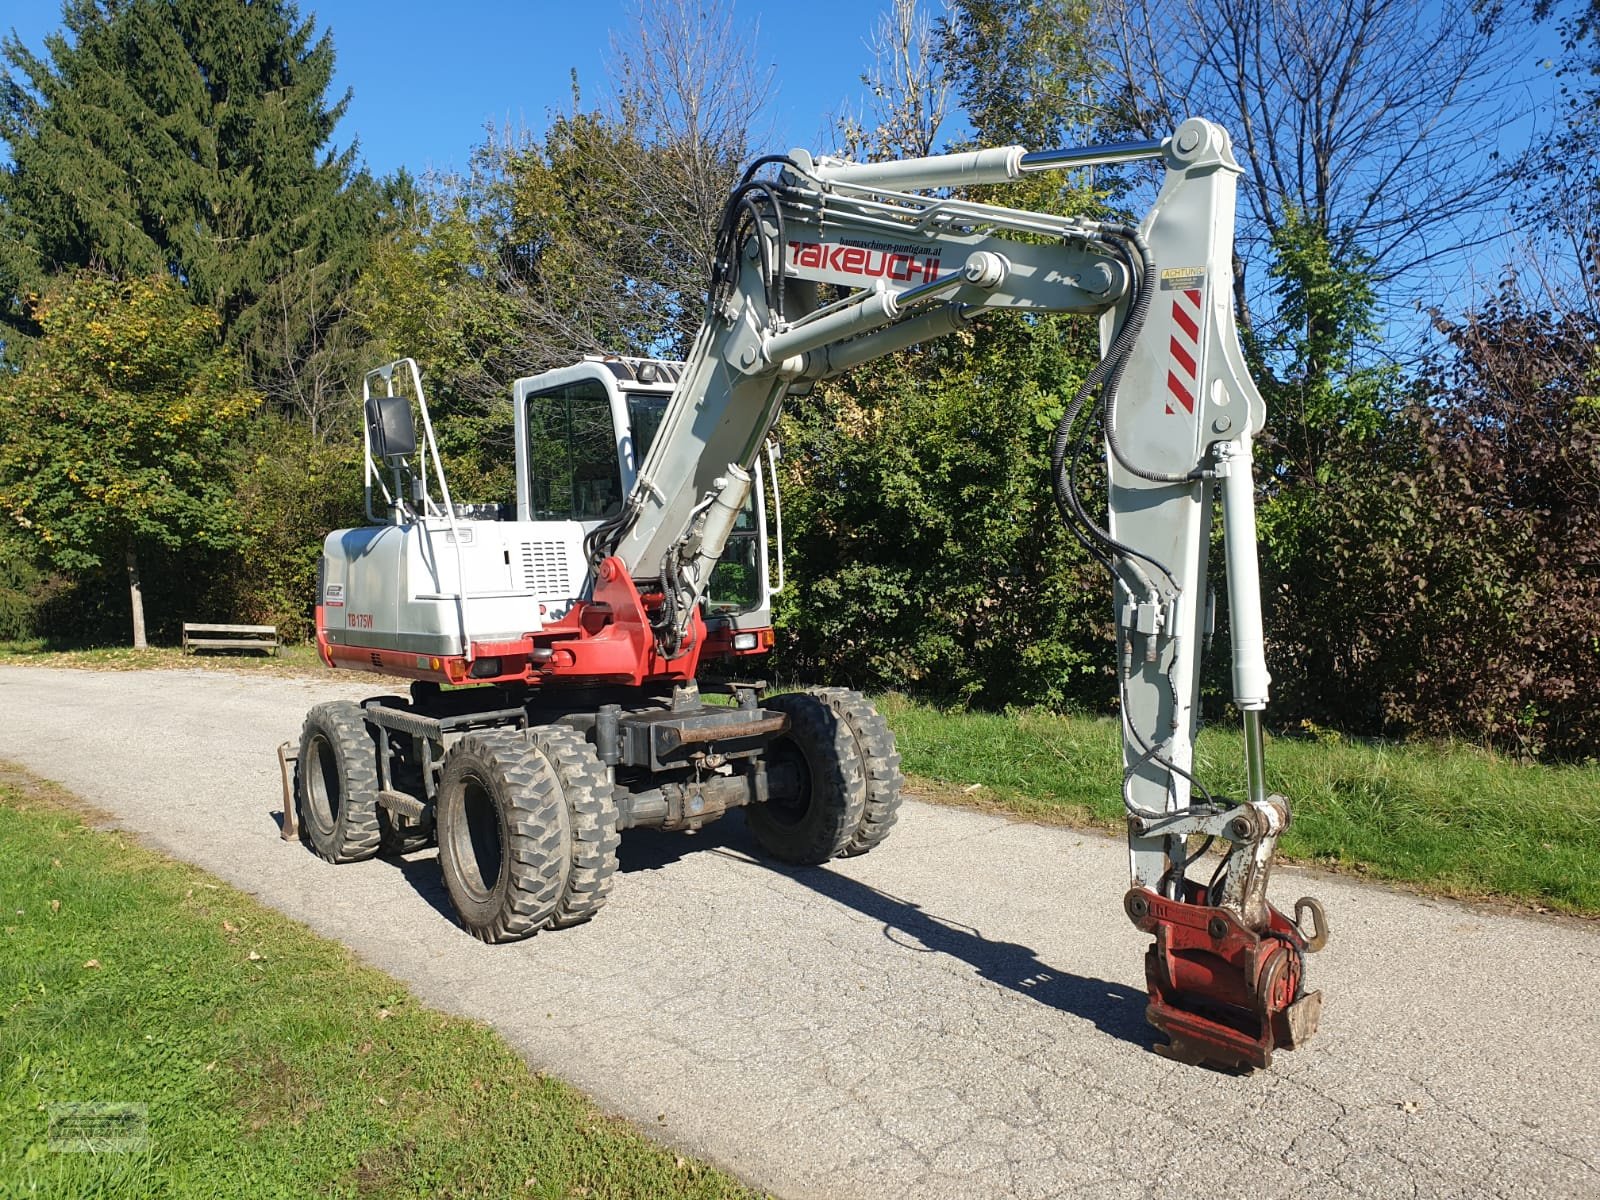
526,380,620,520
627,392,668,467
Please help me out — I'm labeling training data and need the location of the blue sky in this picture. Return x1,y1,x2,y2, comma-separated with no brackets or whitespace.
0,0,1576,335
4,0,893,176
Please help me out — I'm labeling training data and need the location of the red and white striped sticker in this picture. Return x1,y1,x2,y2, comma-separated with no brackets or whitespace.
1166,288,1202,415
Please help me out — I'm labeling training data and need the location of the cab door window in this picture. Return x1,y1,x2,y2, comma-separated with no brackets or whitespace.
706,491,763,613
525,380,621,520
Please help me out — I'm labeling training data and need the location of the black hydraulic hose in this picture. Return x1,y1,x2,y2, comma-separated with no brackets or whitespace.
712,173,802,319
1120,726,1217,822
585,494,642,570
736,182,791,321
738,154,805,186
1048,232,1179,593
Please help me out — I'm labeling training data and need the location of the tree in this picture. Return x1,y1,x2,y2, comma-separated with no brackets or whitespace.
1512,2,1600,319
0,272,254,646
776,317,1109,706
358,112,660,501
603,0,769,354
940,0,1101,151
360,0,765,494
1103,0,1521,349
773,0,1114,705
1264,282,1600,759
839,0,952,159
0,0,380,410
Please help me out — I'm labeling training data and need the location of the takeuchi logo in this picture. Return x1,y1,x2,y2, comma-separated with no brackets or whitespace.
788,240,942,284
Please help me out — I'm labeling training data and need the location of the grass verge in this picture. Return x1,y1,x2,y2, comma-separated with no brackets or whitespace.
0,770,761,1200
877,693,1600,916
0,639,339,679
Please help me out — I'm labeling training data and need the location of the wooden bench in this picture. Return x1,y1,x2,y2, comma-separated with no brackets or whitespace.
182,622,280,656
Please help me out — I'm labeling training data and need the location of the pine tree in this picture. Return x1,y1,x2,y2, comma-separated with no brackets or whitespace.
0,0,380,420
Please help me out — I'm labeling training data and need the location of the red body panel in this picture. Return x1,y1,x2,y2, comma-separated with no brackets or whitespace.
316,556,770,688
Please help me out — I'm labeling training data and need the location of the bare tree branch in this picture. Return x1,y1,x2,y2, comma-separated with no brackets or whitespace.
1102,0,1531,340
839,0,953,159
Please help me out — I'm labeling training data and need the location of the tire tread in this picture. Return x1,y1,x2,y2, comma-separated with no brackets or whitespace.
528,725,620,929
297,701,383,864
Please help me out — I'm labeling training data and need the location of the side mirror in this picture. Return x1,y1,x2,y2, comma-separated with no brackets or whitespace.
366,394,417,462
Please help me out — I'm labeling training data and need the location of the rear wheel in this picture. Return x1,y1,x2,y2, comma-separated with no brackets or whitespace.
437,732,570,943
297,702,383,864
746,692,865,865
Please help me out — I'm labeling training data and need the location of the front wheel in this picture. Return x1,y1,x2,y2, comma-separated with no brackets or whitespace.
745,692,865,865
527,726,620,929
436,732,570,943
813,689,904,857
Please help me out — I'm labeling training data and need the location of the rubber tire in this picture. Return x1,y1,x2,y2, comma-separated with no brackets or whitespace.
814,688,905,857
746,691,865,865
528,726,621,928
297,702,383,864
436,731,570,943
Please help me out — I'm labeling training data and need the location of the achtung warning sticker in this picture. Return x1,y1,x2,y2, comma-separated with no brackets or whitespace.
1159,267,1206,291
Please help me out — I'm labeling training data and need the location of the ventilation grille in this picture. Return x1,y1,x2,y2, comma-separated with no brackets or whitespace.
520,541,572,597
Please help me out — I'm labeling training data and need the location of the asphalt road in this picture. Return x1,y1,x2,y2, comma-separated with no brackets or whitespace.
1,664,1596,1199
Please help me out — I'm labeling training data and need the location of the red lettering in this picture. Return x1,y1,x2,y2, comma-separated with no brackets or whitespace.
788,240,943,285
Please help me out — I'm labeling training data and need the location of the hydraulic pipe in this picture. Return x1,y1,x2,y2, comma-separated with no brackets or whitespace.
1219,439,1271,808
1018,139,1167,171
761,289,900,367
764,269,968,371
1219,440,1271,711
810,304,973,379
806,138,1168,192
807,145,1024,190
690,466,752,574
1242,709,1268,808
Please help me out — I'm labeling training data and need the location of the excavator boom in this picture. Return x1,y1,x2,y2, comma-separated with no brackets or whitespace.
588,118,1329,1069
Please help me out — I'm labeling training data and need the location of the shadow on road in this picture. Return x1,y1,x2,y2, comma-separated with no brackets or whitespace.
392,851,461,928
619,822,1154,1050
362,821,1152,1051
778,860,1157,1050
618,818,755,873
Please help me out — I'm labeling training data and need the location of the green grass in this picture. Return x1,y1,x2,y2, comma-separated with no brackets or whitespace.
0,772,761,1200
876,693,1600,916
0,639,335,678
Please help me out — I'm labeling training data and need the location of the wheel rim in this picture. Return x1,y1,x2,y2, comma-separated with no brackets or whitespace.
305,735,341,835
763,739,815,828
449,775,503,901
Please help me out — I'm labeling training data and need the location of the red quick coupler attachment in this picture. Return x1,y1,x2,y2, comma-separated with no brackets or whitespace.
1125,886,1328,1071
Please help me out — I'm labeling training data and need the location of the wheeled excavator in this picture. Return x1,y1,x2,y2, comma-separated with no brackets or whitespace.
288,118,1329,1071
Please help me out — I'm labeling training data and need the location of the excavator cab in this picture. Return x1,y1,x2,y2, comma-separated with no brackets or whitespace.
513,356,781,656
